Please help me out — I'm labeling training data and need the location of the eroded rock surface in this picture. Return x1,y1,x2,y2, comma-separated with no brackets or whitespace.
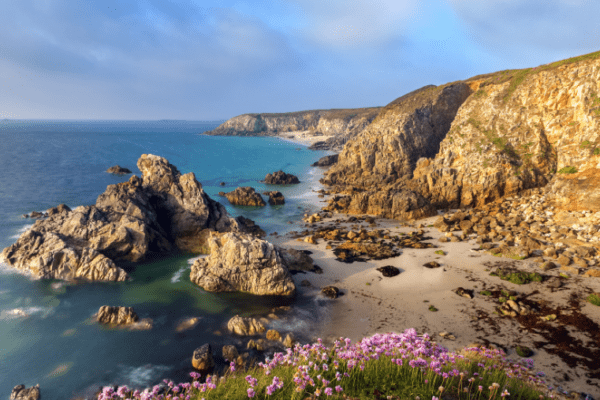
190,232,296,296
106,165,132,174
263,191,285,205
10,384,40,400
227,315,266,336
1,154,258,281
96,305,139,325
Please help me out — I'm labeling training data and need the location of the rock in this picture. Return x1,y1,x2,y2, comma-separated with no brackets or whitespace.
546,277,562,288
10,384,40,400
29,211,44,218
263,191,285,205
264,170,300,185
220,182,226,186
557,254,572,266
227,315,266,336
540,261,556,271
47,204,71,216
312,154,339,167
130,318,153,330
300,279,311,287
584,269,600,278
321,286,340,299
266,329,282,341
282,333,295,348
454,287,474,299
222,345,239,362
192,344,214,372
246,339,264,351
560,265,580,275
279,248,321,274
190,232,295,296
304,235,318,245
106,165,132,174
376,265,400,277
225,187,266,207
96,306,139,325
1,155,252,281
423,261,441,269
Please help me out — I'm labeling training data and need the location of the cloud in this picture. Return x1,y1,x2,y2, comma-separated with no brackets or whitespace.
446,0,600,60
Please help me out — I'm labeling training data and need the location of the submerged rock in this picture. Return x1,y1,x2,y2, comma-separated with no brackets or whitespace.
263,191,285,205
264,170,300,185
225,187,266,207
1,154,257,281
311,154,339,167
190,232,296,296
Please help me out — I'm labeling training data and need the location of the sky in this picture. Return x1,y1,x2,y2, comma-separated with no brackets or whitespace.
1,0,599,120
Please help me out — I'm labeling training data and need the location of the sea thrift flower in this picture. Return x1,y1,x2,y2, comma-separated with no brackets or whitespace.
247,388,255,398
335,385,343,393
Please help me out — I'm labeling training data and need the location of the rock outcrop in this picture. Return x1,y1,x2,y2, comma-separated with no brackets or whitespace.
264,170,300,185
190,232,296,296
192,344,214,372
263,191,285,205
1,154,260,281
204,108,381,151
225,187,266,207
311,154,339,167
106,165,132,174
10,384,40,400
96,306,139,325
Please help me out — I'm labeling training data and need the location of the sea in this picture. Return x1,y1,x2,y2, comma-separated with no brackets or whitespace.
0,120,333,399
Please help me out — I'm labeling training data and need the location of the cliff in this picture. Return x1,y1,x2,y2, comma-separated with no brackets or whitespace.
321,50,600,218
204,107,381,151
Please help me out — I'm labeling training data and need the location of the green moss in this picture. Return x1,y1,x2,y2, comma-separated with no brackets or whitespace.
593,148,600,156
491,270,543,285
503,68,532,102
580,140,592,149
558,166,578,174
434,250,445,255
480,290,492,296
498,297,507,303
474,89,487,98
586,293,600,306
428,305,438,312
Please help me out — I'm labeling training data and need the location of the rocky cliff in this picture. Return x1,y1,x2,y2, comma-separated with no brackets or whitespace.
205,108,381,151
0,154,259,281
322,50,600,218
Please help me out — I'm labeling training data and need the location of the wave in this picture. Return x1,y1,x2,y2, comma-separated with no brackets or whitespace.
9,223,34,239
171,266,190,283
117,364,173,387
0,305,54,320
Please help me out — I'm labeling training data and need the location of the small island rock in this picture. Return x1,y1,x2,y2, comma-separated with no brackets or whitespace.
192,344,214,372
10,384,40,400
263,191,285,205
264,170,300,185
96,306,139,325
106,165,132,174
227,315,266,336
225,187,266,207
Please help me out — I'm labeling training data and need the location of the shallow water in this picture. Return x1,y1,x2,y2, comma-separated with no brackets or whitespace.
0,120,332,399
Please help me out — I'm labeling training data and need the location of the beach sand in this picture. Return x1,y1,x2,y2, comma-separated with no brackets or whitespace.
270,211,600,398
274,131,336,147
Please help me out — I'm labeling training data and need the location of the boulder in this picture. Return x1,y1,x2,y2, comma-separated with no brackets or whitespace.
376,265,400,277
282,333,295,348
321,286,340,299
1,155,254,281
192,344,214,372
190,232,296,296
225,187,266,207
96,306,139,325
222,345,239,361
10,384,40,400
264,170,300,185
423,261,441,269
266,329,282,341
263,191,285,205
106,165,132,174
227,315,266,336
279,248,321,274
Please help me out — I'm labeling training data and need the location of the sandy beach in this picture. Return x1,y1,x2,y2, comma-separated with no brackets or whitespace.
273,130,337,147
261,148,600,399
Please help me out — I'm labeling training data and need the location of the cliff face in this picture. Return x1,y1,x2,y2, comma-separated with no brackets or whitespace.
321,50,600,218
411,53,600,212
205,108,381,150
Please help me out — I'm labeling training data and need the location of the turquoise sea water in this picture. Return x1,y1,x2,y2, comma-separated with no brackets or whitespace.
0,120,331,399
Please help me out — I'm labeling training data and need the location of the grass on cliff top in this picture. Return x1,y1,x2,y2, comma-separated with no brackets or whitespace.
97,330,558,400
465,49,600,103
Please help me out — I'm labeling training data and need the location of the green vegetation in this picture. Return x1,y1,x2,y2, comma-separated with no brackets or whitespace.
428,305,438,312
246,107,382,121
503,68,532,102
474,89,487,98
515,346,534,358
467,117,519,160
594,148,600,156
490,270,543,285
434,250,445,255
580,140,592,149
480,290,492,296
558,166,578,174
586,293,600,306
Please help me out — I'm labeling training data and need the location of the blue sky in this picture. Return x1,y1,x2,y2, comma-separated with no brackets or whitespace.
1,0,598,120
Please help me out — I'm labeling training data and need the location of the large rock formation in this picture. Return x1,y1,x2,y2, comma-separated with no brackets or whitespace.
96,306,138,325
106,165,132,174
264,170,300,185
204,108,381,151
10,384,40,400
321,50,600,218
190,232,296,296
226,315,266,336
225,187,266,207
1,154,259,281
